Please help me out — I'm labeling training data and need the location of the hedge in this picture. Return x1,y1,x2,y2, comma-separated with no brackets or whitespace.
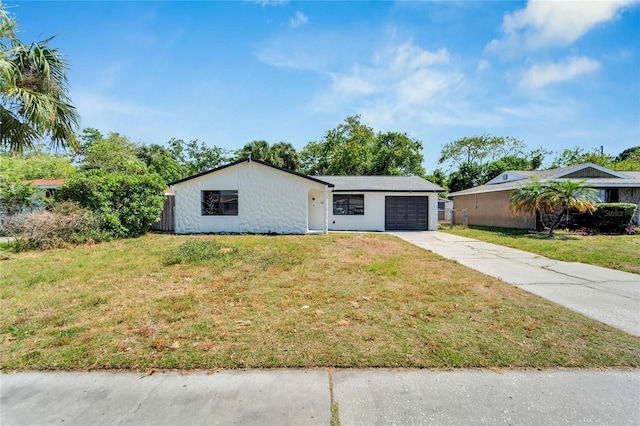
55,171,166,239
592,203,638,233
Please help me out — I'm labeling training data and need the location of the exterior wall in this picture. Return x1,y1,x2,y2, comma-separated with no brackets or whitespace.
173,162,326,234
328,192,439,231
619,188,640,224
452,191,535,229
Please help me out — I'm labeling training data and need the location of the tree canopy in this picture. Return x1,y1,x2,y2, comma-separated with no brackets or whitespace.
167,138,229,178
234,140,300,171
299,115,425,177
0,3,79,153
79,129,147,175
0,144,75,182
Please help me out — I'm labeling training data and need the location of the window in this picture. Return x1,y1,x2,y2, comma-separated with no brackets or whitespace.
593,188,619,203
202,190,238,216
333,194,364,215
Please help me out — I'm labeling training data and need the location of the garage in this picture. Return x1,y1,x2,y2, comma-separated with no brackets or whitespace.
385,196,428,230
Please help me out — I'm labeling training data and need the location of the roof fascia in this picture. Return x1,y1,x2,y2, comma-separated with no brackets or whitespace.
549,162,631,179
169,157,334,187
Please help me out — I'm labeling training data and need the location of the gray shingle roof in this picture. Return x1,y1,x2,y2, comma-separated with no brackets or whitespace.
449,164,640,197
315,176,445,192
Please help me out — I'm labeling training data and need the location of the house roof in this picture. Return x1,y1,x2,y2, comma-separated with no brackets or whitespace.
168,158,335,187
449,163,640,197
24,179,66,187
315,175,445,193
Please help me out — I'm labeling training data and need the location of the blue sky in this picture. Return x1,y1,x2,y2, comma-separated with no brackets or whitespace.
8,0,640,172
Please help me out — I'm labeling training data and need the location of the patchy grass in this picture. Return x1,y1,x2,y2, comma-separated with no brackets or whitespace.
1,233,639,371
441,226,640,274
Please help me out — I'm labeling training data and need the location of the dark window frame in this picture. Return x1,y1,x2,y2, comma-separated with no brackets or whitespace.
333,194,365,215
201,190,238,216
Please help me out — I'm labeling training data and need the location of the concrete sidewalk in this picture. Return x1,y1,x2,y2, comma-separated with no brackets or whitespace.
391,231,640,336
2,369,639,425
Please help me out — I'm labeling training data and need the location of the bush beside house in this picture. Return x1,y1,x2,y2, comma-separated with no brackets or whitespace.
55,172,166,239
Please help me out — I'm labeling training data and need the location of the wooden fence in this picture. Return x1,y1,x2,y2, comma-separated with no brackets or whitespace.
152,195,175,232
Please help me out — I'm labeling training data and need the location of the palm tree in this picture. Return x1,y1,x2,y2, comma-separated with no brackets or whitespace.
545,180,599,236
235,140,270,161
270,141,300,171
1,4,80,153
509,177,550,231
235,140,300,171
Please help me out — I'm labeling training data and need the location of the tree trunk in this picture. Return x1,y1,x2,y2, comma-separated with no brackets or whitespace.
535,209,544,232
548,208,567,236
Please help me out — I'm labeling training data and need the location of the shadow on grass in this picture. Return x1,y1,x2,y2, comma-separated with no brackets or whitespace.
460,226,581,241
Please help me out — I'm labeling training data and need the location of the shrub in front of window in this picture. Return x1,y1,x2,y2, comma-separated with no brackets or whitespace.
592,203,638,233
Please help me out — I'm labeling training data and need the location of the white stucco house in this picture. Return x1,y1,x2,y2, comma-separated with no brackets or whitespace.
169,158,445,234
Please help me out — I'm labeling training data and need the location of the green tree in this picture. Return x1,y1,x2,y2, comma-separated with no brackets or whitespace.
0,180,41,217
167,138,228,177
235,140,271,161
301,116,375,175
614,146,640,163
0,145,75,182
370,132,425,176
80,130,147,174
438,135,526,169
550,147,612,168
234,140,300,171
425,168,447,191
0,3,80,153
545,180,599,236
54,171,166,239
136,144,185,184
269,142,300,171
509,178,551,232
610,146,640,171
438,135,545,191
446,162,485,193
300,115,425,176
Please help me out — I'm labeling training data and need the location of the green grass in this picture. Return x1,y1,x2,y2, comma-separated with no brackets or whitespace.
1,233,639,371
441,225,640,274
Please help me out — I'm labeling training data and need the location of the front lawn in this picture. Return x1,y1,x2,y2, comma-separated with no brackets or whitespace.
441,226,640,274
1,233,639,371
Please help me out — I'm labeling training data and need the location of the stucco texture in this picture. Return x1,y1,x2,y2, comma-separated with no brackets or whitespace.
172,162,328,234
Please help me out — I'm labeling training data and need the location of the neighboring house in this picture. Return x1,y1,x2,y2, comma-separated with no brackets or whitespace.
448,163,640,229
169,158,444,234
438,198,453,222
26,179,66,200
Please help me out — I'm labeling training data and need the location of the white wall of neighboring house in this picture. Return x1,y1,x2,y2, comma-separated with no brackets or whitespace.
172,161,329,234
328,192,439,231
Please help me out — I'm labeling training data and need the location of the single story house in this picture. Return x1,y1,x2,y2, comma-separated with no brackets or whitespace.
168,158,445,234
448,163,640,229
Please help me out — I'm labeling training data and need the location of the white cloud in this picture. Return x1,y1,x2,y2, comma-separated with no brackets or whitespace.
488,0,639,51
476,59,490,73
313,41,473,128
290,11,308,28
519,56,601,89
252,0,289,6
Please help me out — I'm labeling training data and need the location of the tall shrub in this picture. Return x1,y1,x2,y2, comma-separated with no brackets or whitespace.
592,203,638,233
55,171,166,239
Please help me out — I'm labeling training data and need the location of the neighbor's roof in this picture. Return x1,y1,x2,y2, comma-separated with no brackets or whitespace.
315,175,445,193
449,163,640,197
24,179,66,187
169,158,334,187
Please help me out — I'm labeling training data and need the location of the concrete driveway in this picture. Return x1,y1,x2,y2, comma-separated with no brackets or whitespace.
390,231,640,336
